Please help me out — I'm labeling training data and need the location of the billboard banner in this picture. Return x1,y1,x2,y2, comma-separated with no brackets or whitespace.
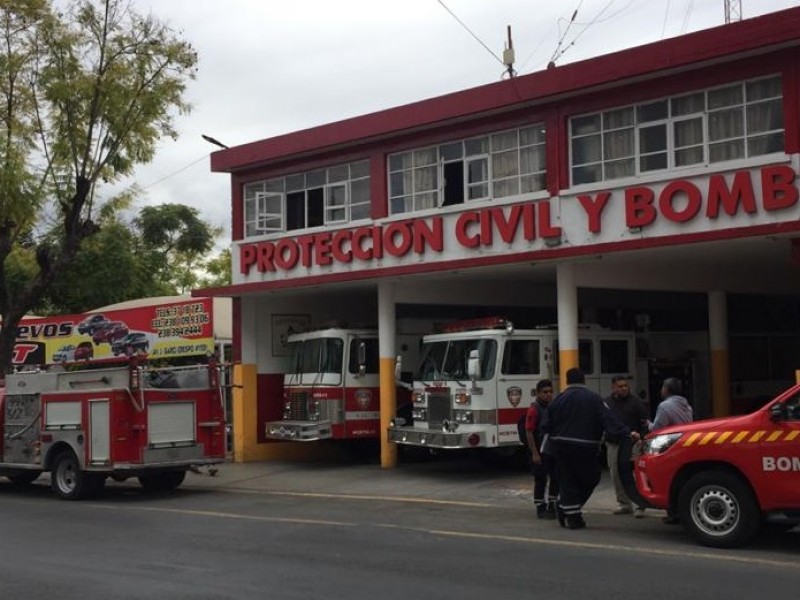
6,298,215,365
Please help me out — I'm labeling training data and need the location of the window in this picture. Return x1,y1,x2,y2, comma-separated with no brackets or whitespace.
389,124,546,215
348,338,379,374
570,76,784,185
600,340,630,374
243,160,370,237
502,340,541,375
416,339,497,381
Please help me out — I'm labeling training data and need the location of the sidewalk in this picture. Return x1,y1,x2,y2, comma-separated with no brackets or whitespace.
181,458,632,515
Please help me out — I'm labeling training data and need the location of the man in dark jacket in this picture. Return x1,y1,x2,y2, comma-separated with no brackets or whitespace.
542,367,638,530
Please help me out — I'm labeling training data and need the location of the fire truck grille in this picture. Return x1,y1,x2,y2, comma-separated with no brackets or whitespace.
288,391,309,420
427,392,452,429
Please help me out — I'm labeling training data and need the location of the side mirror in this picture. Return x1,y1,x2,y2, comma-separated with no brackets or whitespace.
356,341,366,378
769,403,786,422
394,354,402,382
467,349,481,381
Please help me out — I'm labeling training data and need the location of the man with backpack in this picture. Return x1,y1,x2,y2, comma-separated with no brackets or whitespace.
519,379,559,519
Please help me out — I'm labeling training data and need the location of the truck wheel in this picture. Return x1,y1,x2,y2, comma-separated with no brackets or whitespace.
678,470,760,548
7,471,40,486
51,451,93,500
138,470,186,492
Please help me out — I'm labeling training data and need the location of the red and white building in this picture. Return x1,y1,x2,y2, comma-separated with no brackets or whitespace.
201,8,800,463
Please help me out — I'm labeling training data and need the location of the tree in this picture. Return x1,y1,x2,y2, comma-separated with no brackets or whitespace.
197,248,232,289
135,203,221,294
0,0,197,373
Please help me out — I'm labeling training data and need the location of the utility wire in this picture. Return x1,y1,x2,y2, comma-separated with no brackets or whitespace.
680,0,696,34
141,154,208,190
551,0,617,65
661,0,671,39
436,0,505,66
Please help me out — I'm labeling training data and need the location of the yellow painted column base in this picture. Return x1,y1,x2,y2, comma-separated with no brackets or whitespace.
710,349,731,417
380,357,398,469
558,349,579,391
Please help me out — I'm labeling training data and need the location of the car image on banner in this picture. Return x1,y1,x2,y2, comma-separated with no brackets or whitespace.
112,332,151,356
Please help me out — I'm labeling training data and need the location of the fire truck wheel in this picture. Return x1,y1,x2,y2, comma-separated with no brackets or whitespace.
51,451,96,500
138,469,187,492
678,470,760,548
7,471,40,486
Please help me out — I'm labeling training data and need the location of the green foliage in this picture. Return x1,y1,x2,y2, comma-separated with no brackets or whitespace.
197,248,232,289
0,0,199,373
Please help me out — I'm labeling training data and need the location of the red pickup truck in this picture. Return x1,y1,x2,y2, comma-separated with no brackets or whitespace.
634,384,800,547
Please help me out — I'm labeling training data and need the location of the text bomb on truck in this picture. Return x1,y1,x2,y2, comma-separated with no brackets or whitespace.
0,355,227,499
264,327,411,442
388,317,636,452
633,384,800,548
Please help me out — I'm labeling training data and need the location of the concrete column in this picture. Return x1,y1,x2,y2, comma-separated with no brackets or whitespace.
708,290,731,417
556,263,579,390
378,281,398,468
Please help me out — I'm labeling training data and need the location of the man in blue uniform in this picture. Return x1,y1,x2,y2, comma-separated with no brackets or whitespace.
542,367,639,529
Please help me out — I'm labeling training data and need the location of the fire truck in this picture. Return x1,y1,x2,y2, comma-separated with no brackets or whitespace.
388,318,636,451
0,356,226,500
633,383,800,547
265,327,411,442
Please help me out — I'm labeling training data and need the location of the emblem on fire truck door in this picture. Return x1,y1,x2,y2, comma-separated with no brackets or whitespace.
507,386,522,407
355,389,372,410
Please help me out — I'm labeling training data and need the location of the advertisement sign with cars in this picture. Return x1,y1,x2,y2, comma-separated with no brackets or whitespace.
7,298,215,365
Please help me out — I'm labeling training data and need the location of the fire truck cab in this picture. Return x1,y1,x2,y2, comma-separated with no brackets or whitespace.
265,327,411,442
635,383,800,547
388,318,635,451
0,357,226,500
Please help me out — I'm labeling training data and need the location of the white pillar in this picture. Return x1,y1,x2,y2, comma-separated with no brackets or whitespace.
378,281,397,468
556,263,579,390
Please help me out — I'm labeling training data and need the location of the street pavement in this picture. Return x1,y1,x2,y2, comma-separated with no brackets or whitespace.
180,455,651,517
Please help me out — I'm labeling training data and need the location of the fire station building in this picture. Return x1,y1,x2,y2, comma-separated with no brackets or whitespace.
202,8,800,464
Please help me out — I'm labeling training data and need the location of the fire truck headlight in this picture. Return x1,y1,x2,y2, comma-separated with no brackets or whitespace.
283,401,292,410
390,417,407,427
455,411,473,424
643,432,683,455
454,390,471,405
412,390,425,404
412,408,427,421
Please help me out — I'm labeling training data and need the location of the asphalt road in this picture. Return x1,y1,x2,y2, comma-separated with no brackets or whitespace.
0,479,797,600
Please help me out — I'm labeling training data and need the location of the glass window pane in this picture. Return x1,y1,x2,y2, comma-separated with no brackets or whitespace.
604,129,634,159
413,148,437,167
414,165,437,192
494,178,519,198
603,107,634,129
708,84,742,109
468,183,489,200
572,114,601,135
492,150,518,178
572,164,601,185
326,208,346,222
600,340,629,373
675,147,704,166
350,203,371,221
746,99,783,134
351,178,369,205
265,179,285,193
389,153,411,172
709,140,744,162
640,153,667,172
415,192,437,210
350,160,370,178
604,158,634,179
747,133,784,156
746,76,781,101
637,100,668,123
674,118,703,147
390,171,409,196
579,340,593,374
464,136,488,155
639,125,667,153
521,173,546,193
708,107,744,141
440,142,463,161
328,165,348,182
502,340,540,375
468,158,488,183
520,146,545,174
327,185,346,207
491,131,517,151
520,125,545,145
572,135,602,164
671,93,705,116
391,196,411,214
286,174,305,191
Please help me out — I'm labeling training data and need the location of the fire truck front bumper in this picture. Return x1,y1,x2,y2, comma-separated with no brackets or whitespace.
265,420,333,441
388,425,487,449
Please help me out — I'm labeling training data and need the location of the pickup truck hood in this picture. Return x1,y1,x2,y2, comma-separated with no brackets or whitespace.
648,410,764,437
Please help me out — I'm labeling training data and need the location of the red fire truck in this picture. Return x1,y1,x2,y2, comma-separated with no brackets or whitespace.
634,383,800,547
388,318,635,452
0,357,226,500
265,327,411,442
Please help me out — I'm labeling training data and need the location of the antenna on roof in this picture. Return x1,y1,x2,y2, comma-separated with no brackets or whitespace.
502,25,516,79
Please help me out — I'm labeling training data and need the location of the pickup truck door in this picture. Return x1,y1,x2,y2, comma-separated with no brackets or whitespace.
759,393,800,507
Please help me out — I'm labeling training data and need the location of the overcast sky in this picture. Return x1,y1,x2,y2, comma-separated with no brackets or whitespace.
116,0,800,250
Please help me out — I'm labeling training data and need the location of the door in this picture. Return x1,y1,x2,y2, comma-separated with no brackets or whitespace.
89,400,110,464
759,393,800,506
498,337,544,445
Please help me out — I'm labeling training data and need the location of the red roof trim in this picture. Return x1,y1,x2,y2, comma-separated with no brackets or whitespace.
211,8,800,174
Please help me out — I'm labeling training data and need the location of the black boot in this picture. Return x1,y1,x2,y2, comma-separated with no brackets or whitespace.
545,502,558,520
536,503,547,519
556,505,566,528
565,514,586,530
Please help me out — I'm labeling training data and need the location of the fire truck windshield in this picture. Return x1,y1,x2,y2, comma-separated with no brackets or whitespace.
287,338,344,375
417,339,497,381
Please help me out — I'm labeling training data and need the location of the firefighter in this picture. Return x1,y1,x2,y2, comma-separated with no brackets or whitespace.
542,367,638,530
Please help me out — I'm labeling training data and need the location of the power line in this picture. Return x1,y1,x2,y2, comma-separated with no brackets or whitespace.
436,0,504,66
661,0,671,39
141,154,208,190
